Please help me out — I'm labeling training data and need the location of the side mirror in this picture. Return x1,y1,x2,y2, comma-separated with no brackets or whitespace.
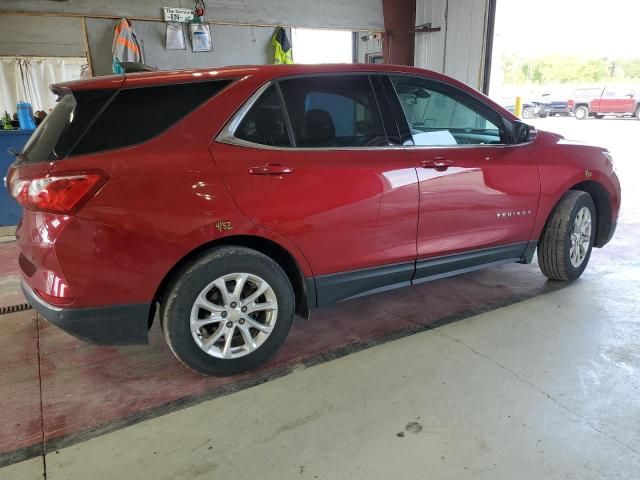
513,121,537,144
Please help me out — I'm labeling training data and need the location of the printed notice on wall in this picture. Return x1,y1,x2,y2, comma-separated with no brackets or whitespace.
190,24,213,52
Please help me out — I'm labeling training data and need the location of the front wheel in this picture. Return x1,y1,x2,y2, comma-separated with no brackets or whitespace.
522,106,534,119
538,191,596,281
161,246,295,375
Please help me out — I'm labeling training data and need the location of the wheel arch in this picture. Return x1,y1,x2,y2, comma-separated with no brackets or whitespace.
569,181,612,247
149,235,314,328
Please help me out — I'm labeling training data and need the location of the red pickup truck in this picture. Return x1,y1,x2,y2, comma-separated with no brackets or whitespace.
569,86,640,120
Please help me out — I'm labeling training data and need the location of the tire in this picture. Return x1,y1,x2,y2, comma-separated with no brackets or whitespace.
537,191,596,281
574,106,588,120
636,108,640,120
161,246,295,375
522,106,534,119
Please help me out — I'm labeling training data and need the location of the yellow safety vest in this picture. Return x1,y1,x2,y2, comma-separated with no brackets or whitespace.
272,27,293,65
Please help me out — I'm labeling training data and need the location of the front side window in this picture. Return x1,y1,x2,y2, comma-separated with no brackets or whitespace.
390,76,503,146
278,75,387,148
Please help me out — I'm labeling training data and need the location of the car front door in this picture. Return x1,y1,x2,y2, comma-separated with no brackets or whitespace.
600,87,631,113
211,75,420,305
385,75,540,280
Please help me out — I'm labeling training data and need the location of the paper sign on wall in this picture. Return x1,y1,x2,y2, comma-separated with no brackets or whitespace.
190,24,213,52
163,7,195,23
166,22,186,50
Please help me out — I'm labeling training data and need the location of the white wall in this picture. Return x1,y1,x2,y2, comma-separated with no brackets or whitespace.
414,0,490,91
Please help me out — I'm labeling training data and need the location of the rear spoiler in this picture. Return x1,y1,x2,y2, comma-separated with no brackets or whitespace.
51,76,125,95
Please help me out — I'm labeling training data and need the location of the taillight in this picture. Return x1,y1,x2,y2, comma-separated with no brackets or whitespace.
10,171,107,214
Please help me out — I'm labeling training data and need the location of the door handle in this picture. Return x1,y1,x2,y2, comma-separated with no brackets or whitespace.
248,164,294,175
421,158,453,172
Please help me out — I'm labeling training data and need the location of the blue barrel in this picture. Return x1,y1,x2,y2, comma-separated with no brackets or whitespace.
0,130,34,226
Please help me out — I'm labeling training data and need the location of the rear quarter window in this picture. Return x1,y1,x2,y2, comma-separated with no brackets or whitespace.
72,80,232,156
18,90,114,164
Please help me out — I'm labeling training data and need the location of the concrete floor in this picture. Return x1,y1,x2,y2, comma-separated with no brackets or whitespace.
1,117,639,479
6,250,640,479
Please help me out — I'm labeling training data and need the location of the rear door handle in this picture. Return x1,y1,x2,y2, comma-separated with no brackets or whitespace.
248,164,294,175
421,158,453,172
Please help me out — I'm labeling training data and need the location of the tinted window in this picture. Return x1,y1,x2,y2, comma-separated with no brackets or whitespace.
18,90,114,164
390,76,503,146
279,76,387,148
235,86,291,147
72,80,231,155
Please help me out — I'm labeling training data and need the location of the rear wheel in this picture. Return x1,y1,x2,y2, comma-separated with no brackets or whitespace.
161,246,294,375
574,106,589,120
636,108,640,120
538,191,596,281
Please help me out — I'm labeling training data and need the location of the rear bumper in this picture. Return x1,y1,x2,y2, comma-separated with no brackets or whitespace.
22,280,150,345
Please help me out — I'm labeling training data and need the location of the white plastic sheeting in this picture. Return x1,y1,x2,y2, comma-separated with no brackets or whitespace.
0,57,87,115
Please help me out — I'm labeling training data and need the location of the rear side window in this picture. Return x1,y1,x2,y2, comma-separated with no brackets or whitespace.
72,80,231,155
235,85,291,147
278,76,387,148
18,90,114,164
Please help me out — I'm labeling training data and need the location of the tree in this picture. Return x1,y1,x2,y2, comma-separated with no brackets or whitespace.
500,55,638,85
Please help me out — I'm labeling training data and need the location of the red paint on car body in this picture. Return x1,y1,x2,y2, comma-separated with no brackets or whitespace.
8,64,620,323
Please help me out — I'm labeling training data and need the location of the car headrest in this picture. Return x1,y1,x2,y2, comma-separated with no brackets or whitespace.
253,106,286,143
304,109,335,146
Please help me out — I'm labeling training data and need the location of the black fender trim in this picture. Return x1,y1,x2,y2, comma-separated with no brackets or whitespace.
519,241,538,264
22,281,150,345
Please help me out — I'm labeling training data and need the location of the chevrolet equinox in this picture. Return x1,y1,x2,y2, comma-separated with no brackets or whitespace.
8,64,621,375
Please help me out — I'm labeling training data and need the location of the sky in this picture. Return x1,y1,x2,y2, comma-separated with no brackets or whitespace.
495,0,640,58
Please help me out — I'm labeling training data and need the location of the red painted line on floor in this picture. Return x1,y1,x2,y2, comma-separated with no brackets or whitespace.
0,311,41,456
0,242,18,277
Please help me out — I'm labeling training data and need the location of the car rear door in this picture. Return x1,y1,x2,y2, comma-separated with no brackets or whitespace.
211,74,420,305
384,74,540,279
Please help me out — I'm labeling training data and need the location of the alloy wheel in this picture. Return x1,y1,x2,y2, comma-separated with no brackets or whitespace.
569,207,592,268
190,273,278,359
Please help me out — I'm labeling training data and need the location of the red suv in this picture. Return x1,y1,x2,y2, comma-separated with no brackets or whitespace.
7,65,621,375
